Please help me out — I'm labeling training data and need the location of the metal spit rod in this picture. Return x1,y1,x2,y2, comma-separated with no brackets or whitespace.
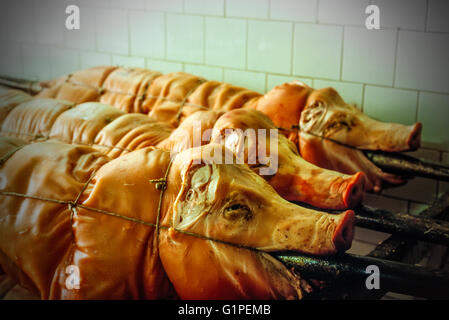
366,150,449,182
355,205,449,246
274,252,449,300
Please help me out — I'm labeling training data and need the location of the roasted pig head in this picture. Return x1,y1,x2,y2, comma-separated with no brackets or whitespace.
210,109,365,210
255,82,422,192
159,144,355,299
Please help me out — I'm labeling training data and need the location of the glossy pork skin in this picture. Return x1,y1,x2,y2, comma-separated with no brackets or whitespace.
0,140,354,299
159,144,355,299
255,82,422,191
0,97,173,159
0,93,363,210
209,109,365,209
35,67,422,191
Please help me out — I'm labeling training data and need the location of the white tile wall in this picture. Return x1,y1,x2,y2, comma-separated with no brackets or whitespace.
184,0,224,16
145,0,183,13
396,31,449,93
80,51,112,69
2,1,449,245
22,44,52,81
313,80,363,107
35,0,66,47
50,47,80,78
371,0,426,31
294,24,342,80
64,7,96,51
205,17,246,69
146,58,183,74
95,9,129,55
166,14,204,63
418,92,449,149
223,69,266,93
427,0,449,32
226,0,269,19
267,75,312,90
184,64,223,81
342,27,396,86
0,42,24,78
110,0,145,10
0,1,36,44
318,0,370,26
270,0,317,23
363,86,418,125
112,55,146,68
247,20,292,74
129,11,165,58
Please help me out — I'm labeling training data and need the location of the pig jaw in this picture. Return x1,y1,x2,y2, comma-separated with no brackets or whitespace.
158,231,303,300
266,207,355,255
299,133,407,192
358,121,422,152
269,153,365,210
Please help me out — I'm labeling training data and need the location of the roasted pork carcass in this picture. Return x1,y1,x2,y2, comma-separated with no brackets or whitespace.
159,108,365,209
256,83,422,192
0,138,354,299
35,67,422,191
0,92,364,210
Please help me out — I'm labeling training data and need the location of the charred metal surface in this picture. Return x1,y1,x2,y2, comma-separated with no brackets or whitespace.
366,150,449,182
355,205,449,246
353,192,449,299
295,192,449,299
275,252,449,299
294,200,449,246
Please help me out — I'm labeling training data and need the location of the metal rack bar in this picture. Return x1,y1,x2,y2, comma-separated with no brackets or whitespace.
275,251,449,299
367,151,449,182
355,205,449,246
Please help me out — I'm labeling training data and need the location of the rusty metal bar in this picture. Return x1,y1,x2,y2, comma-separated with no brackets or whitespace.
275,252,449,300
366,150,449,182
295,200,449,246
355,205,449,246
352,192,449,299
289,192,449,299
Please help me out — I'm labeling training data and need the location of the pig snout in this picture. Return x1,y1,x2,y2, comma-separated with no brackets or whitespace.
272,209,355,255
341,172,366,208
332,209,355,252
407,122,422,151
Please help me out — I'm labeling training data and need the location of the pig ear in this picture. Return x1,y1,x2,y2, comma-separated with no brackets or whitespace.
173,162,217,229
211,129,258,165
300,100,326,133
290,80,310,88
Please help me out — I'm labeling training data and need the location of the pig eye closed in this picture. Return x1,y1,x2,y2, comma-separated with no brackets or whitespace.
223,204,253,221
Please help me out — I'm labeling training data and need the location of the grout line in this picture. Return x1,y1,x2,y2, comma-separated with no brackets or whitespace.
202,16,206,64
290,22,294,76
415,91,420,123
424,0,430,32
164,12,167,59
392,28,400,87
339,25,345,81
245,18,249,70
361,84,366,112
267,0,271,19
127,9,131,56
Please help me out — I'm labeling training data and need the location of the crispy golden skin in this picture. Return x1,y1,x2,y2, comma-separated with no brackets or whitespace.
0,140,354,299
